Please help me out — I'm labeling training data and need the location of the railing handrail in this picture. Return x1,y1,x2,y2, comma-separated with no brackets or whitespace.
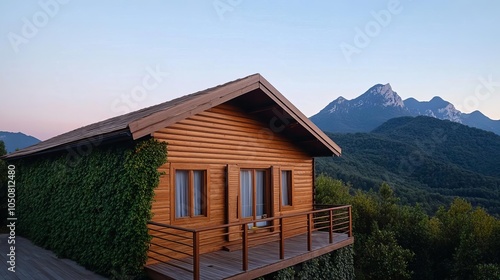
147,204,353,280
148,205,352,234
148,220,197,233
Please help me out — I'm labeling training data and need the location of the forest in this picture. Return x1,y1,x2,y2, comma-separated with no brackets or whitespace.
315,175,500,280
316,116,500,216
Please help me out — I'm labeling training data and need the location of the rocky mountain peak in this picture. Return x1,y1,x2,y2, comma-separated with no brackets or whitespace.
362,83,404,108
310,83,500,135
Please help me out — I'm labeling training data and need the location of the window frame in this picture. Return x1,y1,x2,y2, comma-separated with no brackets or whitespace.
237,165,272,228
280,168,294,211
170,163,210,224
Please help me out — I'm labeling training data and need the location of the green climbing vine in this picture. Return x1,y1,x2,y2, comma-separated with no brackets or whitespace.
264,246,354,280
12,138,167,278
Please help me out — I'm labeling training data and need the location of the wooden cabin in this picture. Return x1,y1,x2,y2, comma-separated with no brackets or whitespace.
6,74,353,279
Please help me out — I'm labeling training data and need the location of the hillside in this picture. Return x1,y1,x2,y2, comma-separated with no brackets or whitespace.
310,83,500,135
316,116,500,215
0,131,41,153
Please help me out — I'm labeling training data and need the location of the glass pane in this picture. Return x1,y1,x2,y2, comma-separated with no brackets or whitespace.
193,170,205,216
175,170,189,218
256,171,265,217
240,170,253,218
281,171,291,206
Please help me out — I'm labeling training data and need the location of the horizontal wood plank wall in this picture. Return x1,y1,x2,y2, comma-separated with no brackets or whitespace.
148,103,314,264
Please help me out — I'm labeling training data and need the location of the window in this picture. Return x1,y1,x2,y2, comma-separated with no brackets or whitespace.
174,169,207,218
240,169,270,227
281,170,292,207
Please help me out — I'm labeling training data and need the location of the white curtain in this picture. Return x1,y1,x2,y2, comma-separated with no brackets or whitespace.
193,170,204,216
281,171,290,206
255,171,267,227
175,170,189,218
240,170,253,218
256,171,265,217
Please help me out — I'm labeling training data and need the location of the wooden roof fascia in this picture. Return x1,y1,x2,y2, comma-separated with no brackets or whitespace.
5,73,341,160
3,129,131,160
129,76,261,140
257,76,341,156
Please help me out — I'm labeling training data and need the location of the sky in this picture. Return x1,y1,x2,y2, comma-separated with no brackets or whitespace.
1,0,499,141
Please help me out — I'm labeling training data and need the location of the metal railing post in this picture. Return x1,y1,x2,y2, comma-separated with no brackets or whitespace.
242,224,248,271
329,209,333,243
348,206,353,237
307,213,312,251
193,231,200,280
279,217,284,259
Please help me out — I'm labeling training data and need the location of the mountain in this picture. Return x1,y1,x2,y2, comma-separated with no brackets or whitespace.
310,84,500,135
315,116,500,216
311,84,407,133
0,131,41,153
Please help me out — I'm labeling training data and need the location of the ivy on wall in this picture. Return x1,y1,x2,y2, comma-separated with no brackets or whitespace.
13,138,167,278
297,246,354,280
263,246,355,280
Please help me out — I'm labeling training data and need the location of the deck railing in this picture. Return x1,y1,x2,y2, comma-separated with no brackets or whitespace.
147,205,352,280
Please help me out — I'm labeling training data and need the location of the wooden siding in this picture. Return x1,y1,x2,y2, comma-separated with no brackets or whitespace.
149,103,315,264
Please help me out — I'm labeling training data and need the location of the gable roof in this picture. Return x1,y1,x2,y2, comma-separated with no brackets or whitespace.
4,74,341,159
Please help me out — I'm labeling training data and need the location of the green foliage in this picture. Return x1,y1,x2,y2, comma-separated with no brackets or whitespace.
359,224,414,280
431,198,500,279
329,246,355,280
12,138,167,278
474,264,500,280
315,174,352,205
272,266,295,280
0,140,6,156
315,176,500,280
297,246,354,280
316,118,500,216
260,246,354,280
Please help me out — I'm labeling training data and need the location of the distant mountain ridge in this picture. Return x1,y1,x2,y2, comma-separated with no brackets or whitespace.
0,131,41,153
310,84,500,135
316,116,500,215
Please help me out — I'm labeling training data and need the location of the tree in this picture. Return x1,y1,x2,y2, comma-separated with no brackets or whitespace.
0,141,6,156
359,224,414,280
315,174,351,205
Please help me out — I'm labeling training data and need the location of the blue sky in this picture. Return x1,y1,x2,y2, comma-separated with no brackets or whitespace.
1,0,499,140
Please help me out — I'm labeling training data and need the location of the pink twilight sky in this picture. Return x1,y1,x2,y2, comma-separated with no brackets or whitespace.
1,1,499,141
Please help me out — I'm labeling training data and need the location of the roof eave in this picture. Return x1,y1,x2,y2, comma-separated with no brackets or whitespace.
128,73,341,157
257,75,341,157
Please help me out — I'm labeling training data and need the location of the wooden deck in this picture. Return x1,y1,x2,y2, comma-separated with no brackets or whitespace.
146,231,354,280
0,234,107,280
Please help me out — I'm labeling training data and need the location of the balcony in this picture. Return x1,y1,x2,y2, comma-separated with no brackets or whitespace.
145,205,353,280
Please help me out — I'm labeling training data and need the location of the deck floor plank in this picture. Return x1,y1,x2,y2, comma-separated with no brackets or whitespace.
146,231,353,280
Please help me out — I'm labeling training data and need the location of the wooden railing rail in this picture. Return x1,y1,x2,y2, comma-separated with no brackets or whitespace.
147,205,352,280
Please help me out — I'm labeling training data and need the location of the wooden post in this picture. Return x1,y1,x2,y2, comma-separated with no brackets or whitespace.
193,231,200,280
307,213,312,251
279,217,284,259
348,206,353,237
329,209,333,244
242,224,248,271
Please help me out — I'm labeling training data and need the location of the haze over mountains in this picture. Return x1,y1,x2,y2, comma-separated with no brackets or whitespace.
0,131,41,153
310,83,500,135
315,116,500,216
